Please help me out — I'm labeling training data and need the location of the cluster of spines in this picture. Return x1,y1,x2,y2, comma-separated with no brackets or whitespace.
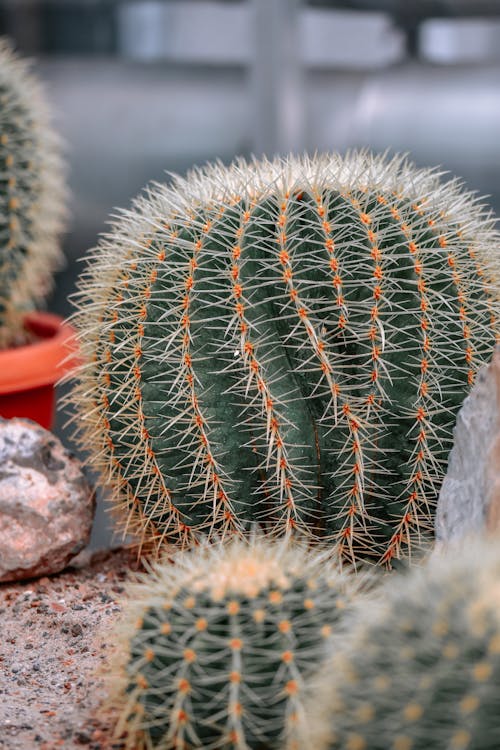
69,151,500,565
108,538,360,749
294,541,500,750
0,38,66,346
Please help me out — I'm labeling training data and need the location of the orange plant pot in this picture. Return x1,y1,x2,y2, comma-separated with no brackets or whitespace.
0,312,79,429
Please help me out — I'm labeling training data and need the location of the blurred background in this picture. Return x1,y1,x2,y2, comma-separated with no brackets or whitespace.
2,0,499,547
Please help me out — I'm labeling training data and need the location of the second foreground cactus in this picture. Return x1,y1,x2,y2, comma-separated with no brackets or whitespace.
108,538,360,749
70,151,500,564
295,541,500,750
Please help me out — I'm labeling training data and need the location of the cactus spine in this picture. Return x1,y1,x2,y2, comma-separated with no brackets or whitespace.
295,541,500,750
108,538,359,750
0,38,66,347
70,151,500,565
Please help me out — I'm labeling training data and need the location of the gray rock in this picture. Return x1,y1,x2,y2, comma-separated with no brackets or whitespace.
0,418,95,582
436,346,500,542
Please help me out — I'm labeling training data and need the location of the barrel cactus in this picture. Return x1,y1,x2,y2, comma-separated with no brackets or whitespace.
0,38,66,347
108,537,361,750
70,151,500,564
294,541,500,750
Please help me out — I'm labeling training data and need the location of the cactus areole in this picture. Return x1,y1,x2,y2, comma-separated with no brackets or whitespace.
71,152,500,564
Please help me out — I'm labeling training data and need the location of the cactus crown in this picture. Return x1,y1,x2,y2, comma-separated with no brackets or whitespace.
0,38,66,346
295,541,500,750
108,537,361,750
70,151,500,565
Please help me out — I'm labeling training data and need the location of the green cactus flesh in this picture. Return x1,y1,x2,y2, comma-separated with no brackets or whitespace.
0,38,66,346
298,543,500,750
111,538,358,750
71,152,500,564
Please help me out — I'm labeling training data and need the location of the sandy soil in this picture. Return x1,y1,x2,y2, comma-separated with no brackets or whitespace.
0,548,140,750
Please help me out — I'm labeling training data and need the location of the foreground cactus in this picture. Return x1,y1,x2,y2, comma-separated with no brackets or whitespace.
295,541,500,750
0,38,66,347
70,151,500,564
108,538,360,749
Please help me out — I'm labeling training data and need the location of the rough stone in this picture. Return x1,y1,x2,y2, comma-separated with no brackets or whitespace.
0,417,95,582
436,346,500,542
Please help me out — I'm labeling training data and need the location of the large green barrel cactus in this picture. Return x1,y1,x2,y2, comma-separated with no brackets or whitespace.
0,38,66,347
108,537,360,750
70,152,500,564
295,541,500,750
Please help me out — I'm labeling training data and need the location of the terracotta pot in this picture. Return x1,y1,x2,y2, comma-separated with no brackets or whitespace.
0,312,79,429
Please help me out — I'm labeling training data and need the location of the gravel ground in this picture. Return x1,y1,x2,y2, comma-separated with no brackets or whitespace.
0,548,140,750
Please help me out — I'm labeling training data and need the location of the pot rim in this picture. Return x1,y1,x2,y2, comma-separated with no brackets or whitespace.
0,311,78,393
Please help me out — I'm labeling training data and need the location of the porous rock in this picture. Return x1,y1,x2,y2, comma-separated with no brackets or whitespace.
436,346,500,542
0,417,95,582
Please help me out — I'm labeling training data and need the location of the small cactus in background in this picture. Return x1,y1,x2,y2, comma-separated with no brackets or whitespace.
108,538,361,750
295,541,500,750
0,38,66,347
70,151,500,565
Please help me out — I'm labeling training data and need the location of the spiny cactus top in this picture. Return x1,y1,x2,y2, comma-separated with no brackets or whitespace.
0,38,66,347
70,151,500,565
294,541,500,750
108,537,362,750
